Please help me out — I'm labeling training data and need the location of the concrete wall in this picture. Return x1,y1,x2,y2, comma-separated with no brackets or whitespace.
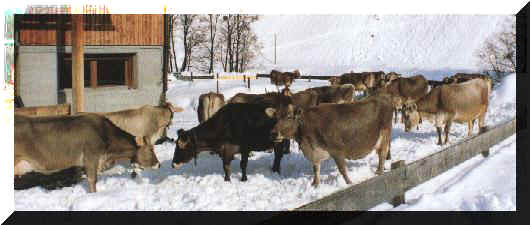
18,46,163,112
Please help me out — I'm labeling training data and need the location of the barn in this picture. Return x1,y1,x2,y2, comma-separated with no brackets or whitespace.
14,13,169,114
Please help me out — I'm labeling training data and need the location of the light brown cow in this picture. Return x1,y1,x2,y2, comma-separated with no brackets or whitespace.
98,103,183,145
442,73,492,95
401,79,490,145
265,93,394,187
198,92,225,123
14,114,160,193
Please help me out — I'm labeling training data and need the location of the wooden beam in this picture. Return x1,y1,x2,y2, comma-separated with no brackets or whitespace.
90,60,97,89
71,14,84,114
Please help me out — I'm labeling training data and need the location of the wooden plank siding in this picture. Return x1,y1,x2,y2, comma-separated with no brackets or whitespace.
19,14,164,46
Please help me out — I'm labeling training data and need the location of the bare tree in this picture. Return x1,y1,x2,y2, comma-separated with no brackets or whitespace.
475,17,515,83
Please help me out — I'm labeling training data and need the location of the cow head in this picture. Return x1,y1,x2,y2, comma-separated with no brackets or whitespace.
329,77,340,86
171,128,198,169
401,103,420,132
154,102,184,145
266,103,303,142
131,136,160,170
293,70,301,78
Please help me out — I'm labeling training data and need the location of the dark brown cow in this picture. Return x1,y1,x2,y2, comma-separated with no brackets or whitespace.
270,70,300,87
401,79,490,145
172,103,292,181
198,92,225,123
14,114,160,193
265,93,394,187
376,74,429,124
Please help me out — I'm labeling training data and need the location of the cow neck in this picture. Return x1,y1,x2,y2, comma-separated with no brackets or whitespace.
416,88,438,113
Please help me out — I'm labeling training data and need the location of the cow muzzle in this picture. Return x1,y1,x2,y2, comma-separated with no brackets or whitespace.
172,162,184,169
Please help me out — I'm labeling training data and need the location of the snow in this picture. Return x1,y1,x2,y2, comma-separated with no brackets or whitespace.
13,15,515,211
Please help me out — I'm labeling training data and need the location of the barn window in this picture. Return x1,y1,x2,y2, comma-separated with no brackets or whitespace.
60,53,135,89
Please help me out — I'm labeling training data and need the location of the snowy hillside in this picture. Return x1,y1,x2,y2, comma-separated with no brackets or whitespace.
253,15,508,80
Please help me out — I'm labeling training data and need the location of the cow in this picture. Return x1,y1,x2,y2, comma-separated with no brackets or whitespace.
270,69,300,87
171,102,292,181
93,103,184,145
198,92,225,123
401,78,490,145
265,93,394,187
376,74,429,124
305,85,355,104
14,114,160,193
228,92,294,154
334,71,384,96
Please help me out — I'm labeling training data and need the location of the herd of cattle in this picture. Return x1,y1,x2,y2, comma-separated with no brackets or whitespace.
14,70,493,193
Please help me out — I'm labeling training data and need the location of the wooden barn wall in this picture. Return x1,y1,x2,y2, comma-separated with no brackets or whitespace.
19,14,163,46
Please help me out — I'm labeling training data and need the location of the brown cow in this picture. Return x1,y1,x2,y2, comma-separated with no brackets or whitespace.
94,103,184,145
376,74,429,124
270,70,300,87
401,79,490,145
14,114,160,193
306,85,355,104
198,92,225,123
265,93,394,187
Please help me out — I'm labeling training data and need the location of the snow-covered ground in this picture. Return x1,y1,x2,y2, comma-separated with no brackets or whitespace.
13,15,516,211
14,73,515,211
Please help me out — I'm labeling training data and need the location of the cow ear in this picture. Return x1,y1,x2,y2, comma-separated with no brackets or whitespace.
135,136,145,146
265,108,276,118
167,103,184,113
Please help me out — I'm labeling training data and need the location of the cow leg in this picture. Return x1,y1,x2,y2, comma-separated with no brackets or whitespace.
311,163,321,187
444,121,452,145
478,113,487,134
222,156,232,182
393,109,398,123
240,150,249,182
283,139,291,154
375,128,391,175
333,157,352,184
467,120,474,137
272,143,284,174
436,126,443,145
85,163,98,193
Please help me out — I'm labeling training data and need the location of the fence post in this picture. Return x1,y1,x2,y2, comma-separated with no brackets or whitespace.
390,160,406,207
216,73,220,94
243,75,246,84
308,75,311,82
191,71,194,81
247,77,251,89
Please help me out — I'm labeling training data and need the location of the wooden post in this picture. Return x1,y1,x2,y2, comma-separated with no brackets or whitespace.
243,75,246,83
216,73,219,94
90,60,97,89
247,77,250,89
191,71,193,81
72,14,85,114
391,160,406,207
